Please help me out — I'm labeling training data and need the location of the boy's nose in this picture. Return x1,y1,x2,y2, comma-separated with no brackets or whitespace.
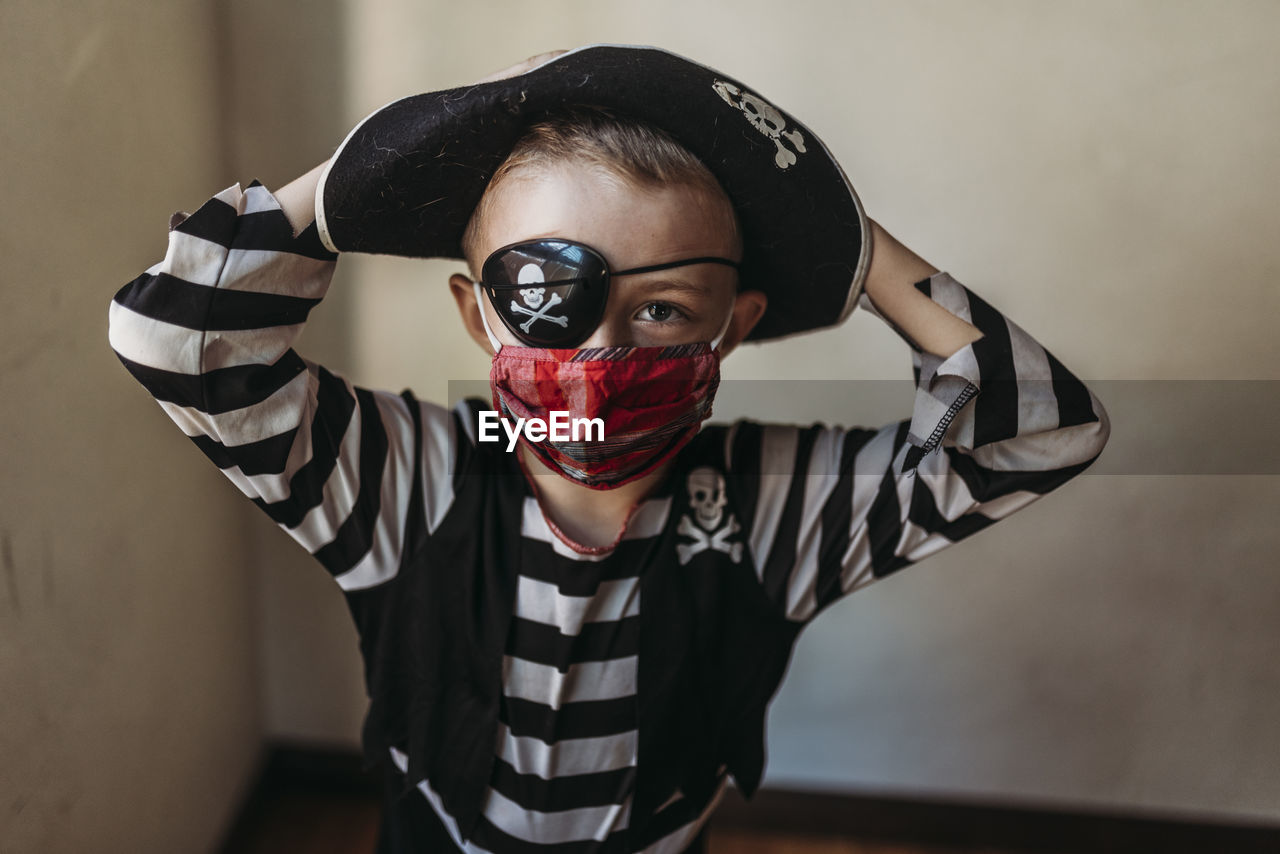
577,317,632,349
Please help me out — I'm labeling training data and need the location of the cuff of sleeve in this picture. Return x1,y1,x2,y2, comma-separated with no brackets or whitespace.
903,345,980,470
859,272,993,471
169,181,338,262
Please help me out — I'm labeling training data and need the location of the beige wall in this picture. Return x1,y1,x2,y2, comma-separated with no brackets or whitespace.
4,3,1278,851
213,0,370,749
0,2,262,852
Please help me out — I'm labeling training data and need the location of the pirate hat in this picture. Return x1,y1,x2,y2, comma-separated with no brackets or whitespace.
315,44,868,342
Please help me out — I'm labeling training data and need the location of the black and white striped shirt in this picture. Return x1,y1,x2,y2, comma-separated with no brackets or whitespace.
109,183,1109,852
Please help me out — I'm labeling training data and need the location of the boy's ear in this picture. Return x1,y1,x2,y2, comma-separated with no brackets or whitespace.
448,273,498,355
717,290,768,357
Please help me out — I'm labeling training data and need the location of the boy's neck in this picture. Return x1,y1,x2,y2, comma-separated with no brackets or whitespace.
519,444,667,551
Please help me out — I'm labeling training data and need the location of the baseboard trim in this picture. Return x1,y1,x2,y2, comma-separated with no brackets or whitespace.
713,785,1280,853
223,741,1280,853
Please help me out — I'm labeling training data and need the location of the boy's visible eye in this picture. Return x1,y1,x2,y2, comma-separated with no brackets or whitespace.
640,302,682,323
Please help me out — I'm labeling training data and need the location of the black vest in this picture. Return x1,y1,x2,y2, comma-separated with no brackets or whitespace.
343,396,802,848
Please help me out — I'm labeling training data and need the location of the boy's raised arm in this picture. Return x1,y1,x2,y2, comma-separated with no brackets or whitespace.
107,178,460,593
731,228,1110,624
861,219,984,359
106,54,572,594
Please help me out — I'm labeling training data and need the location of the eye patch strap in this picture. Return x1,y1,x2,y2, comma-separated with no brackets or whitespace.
473,281,506,352
482,256,739,289
613,256,740,277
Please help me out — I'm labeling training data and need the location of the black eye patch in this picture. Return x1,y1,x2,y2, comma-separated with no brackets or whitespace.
481,240,609,348
480,238,740,348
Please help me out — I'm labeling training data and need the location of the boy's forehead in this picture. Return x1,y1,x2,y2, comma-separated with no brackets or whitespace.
474,163,741,270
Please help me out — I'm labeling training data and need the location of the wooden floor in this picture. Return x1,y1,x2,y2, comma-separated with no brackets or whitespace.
224,789,1024,854
220,746,1280,854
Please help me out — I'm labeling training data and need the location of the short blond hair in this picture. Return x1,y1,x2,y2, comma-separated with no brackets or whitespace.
461,107,740,272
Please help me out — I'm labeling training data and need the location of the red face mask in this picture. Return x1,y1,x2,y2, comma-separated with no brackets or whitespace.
489,342,721,489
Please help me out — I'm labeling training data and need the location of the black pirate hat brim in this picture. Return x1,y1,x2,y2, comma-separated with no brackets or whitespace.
315,44,868,342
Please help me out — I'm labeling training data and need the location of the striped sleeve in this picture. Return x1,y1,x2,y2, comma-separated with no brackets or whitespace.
729,271,1111,623
108,182,462,592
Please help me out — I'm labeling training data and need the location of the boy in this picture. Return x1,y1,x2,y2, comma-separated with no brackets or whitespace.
109,47,1109,853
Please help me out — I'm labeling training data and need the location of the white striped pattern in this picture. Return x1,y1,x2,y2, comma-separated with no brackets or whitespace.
273,402,363,543
784,428,845,621
502,655,637,708
747,425,799,578
788,423,910,620
514,574,641,631
242,182,280,214
156,230,231,286
159,231,334,299
496,722,637,779
481,788,631,845
473,490,649,850
156,369,312,446
971,396,1111,471
330,392,415,590
217,248,334,298
107,301,206,374
108,300,305,374
417,401,461,537
1008,317,1058,436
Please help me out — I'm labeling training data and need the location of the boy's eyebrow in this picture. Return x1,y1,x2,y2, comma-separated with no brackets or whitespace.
620,277,715,297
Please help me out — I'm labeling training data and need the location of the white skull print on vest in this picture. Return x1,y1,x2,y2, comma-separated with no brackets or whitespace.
676,466,743,565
